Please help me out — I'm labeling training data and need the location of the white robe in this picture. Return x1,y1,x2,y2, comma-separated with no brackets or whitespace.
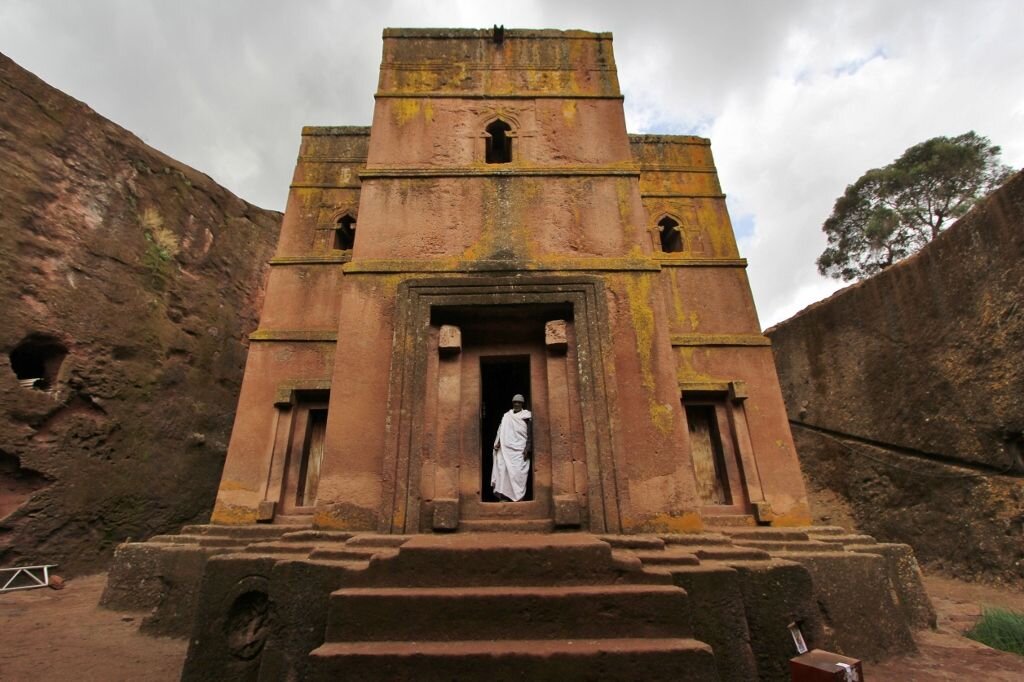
491,408,532,501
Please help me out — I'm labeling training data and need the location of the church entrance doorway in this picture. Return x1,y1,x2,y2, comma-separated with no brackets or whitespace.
479,356,532,503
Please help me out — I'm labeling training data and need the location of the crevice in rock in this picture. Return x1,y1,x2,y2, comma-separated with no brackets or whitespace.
9,333,67,390
0,450,51,520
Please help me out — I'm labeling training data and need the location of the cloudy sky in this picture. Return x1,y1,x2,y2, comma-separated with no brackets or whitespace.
2,0,1022,327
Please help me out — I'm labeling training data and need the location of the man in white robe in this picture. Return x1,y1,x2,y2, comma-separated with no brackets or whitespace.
491,394,532,502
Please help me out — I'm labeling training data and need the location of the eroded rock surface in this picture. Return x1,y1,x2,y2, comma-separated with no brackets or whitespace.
0,52,280,574
768,171,1024,585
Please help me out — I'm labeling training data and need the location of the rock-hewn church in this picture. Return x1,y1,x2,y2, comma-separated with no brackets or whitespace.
103,29,933,680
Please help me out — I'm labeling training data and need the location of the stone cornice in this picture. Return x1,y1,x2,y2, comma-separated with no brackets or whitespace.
359,165,640,179
655,257,747,267
250,330,338,342
342,258,660,274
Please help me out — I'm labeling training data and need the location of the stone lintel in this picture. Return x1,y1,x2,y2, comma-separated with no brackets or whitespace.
273,380,332,407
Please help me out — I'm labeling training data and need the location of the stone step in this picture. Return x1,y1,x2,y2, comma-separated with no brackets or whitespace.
599,534,666,550
309,547,400,562
723,529,811,542
271,514,315,526
662,533,732,546
816,534,877,545
242,542,316,555
691,546,771,561
730,539,845,553
804,526,849,536
630,550,701,567
178,524,307,538
457,519,555,533
325,584,691,642
279,530,355,543
361,533,632,586
308,638,718,681
701,514,757,527
148,534,251,548
346,534,414,548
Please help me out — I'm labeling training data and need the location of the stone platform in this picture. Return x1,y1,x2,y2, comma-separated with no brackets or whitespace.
101,526,935,681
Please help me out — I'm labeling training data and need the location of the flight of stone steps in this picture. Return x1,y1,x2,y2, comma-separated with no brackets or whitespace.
103,524,934,681
304,533,719,680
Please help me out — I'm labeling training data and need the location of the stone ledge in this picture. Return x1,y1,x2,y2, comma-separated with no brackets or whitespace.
341,258,660,274
359,165,640,179
249,330,338,342
671,333,771,347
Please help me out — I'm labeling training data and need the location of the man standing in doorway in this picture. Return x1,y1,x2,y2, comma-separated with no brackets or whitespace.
491,394,532,501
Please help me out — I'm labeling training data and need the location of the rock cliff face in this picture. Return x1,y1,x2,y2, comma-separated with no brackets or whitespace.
768,171,1024,584
0,53,281,574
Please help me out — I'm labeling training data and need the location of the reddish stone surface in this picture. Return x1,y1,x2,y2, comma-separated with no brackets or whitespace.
211,29,809,535
768,172,1024,584
0,52,281,574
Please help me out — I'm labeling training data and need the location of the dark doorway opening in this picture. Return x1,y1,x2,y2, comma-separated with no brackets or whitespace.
480,356,531,502
9,334,67,390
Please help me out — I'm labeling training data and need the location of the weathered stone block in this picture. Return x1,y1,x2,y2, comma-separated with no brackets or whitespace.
431,498,459,531
438,325,461,355
728,380,748,401
545,319,568,353
257,500,277,522
553,493,581,527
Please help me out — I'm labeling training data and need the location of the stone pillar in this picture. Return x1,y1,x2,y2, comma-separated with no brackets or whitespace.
258,398,296,522
432,324,462,530
545,320,581,527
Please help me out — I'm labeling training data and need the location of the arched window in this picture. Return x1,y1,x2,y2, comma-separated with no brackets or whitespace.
485,120,512,164
334,214,356,250
658,217,684,253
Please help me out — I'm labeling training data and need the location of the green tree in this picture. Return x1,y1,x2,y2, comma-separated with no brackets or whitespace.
817,132,1015,281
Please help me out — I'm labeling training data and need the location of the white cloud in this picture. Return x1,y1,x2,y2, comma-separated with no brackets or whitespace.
1,0,1021,326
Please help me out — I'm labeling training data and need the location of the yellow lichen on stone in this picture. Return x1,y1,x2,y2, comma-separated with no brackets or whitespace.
625,511,704,534
649,401,674,435
561,100,577,124
766,502,813,527
624,274,656,392
209,501,258,525
392,99,425,126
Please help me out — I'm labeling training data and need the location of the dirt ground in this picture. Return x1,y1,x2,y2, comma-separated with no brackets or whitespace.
0,571,1022,681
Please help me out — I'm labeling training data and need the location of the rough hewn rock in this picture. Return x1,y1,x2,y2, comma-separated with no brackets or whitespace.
0,52,280,575
768,170,1024,585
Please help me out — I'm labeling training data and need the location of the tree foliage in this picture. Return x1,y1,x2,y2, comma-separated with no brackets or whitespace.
817,132,1015,281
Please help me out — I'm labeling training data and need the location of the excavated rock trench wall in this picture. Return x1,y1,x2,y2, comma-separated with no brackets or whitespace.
0,53,281,574
768,171,1024,585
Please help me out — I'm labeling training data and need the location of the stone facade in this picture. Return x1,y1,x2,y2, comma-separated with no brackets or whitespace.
211,28,810,534
102,29,935,680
